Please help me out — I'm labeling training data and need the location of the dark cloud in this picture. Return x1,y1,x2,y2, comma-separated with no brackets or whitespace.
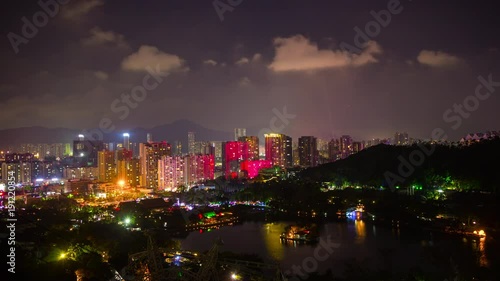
1,0,500,142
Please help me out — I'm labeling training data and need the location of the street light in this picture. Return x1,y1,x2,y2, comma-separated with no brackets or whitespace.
59,252,67,260
124,217,131,225
118,180,125,187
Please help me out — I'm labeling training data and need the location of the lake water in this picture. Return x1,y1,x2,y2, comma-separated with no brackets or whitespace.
178,220,495,278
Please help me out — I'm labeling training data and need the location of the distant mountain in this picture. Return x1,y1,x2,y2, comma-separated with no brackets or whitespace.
129,119,232,145
0,119,232,152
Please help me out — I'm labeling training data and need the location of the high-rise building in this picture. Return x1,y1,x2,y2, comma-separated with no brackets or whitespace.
44,143,65,159
158,154,214,191
36,160,60,180
238,136,259,160
1,161,33,184
127,158,141,187
210,141,223,166
185,154,214,186
194,141,213,155
31,160,43,181
130,142,140,158
98,150,116,182
298,136,318,167
188,132,195,154
394,132,409,146
284,136,292,168
365,138,382,148
316,138,329,164
147,133,153,143
5,153,34,163
234,128,246,141
292,142,300,166
106,143,115,152
339,135,353,159
73,136,105,167
116,148,133,185
1,163,20,184
123,133,130,150
64,143,72,156
158,155,186,191
222,141,250,178
140,141,171,189
173,141,182,156
352,141,364,154
328,138,341,161
264,133,293,169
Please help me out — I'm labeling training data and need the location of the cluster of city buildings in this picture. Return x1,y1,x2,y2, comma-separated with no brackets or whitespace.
459,131,500,145
0,129,452,193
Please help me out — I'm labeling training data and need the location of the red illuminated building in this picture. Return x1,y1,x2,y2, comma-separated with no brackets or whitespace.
240,160,273,179
223,141,250,178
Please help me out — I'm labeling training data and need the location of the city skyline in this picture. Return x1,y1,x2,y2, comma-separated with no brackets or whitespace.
2,2,500,280
1,1,499,142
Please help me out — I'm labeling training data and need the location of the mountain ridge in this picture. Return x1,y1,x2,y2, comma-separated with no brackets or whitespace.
0,120,232,151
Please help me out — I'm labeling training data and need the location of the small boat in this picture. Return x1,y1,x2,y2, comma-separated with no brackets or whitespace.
280,224,319,243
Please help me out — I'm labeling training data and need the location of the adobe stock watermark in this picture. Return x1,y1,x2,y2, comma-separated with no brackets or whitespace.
340,0,406,55
7,0,72,54
6,170,17,274
80,64,168,143
384,73,500,189
213,0,243,22
283,236,340,281
257,106,296,137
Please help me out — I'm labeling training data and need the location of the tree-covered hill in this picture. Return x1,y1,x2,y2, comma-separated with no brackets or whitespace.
301,138,500,192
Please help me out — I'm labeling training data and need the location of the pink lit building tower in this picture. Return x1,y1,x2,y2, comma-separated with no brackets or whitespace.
223,138,270,179
158,154,214,191
185,154,215,186
240,160,273,179
158,156,186,191
223,141,250,179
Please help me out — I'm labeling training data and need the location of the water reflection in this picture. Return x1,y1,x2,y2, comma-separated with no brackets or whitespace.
261,222,285,261
354,219,366,242
464,236,489,268
180,221,492,276
478,237,488,267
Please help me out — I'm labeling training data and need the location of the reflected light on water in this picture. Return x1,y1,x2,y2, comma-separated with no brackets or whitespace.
261,222,285,261
470,237,489,268
355,219,366,242
478,237,489,267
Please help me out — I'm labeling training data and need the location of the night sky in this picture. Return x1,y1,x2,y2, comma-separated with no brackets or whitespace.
1,0,499,141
